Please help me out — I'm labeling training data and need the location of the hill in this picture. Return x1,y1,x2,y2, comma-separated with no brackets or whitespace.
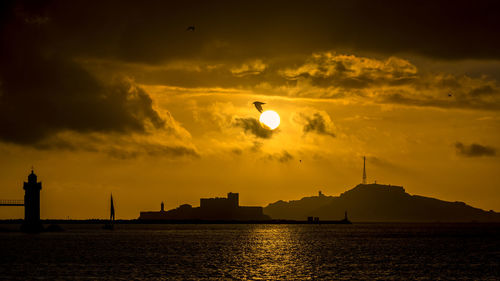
264,184,500,222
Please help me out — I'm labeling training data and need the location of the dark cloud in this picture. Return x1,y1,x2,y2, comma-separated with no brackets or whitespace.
0,63,165,144
106,144,199,160
280,54,418,89
369,156,392,167
277,151,294,163
266,151,294,163
383,92,500,111
3,0,500,66
0,2,167,145
231,148,243,155
234,118,273,139
250,141,264,152
469,85,496,97
32,134,199,159
230,141,263,156
2,0,500,144
368,156,400,170
280,53,500,111
303,113,335,137
367,156,412,174
33,136,99,152
80,1,497,60
455,142,496,157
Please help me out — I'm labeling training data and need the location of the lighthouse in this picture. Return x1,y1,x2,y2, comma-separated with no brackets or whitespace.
21,169,43,232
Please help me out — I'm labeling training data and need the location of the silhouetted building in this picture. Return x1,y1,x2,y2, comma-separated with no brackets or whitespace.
21,170,43,231
201,192,239,209
139,192,270,220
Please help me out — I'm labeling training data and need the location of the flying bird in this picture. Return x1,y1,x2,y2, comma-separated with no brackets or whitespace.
253,101,266,113
186,25,195,31
448,92,453,97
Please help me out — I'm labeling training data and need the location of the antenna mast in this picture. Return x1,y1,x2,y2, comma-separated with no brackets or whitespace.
362,156,367,184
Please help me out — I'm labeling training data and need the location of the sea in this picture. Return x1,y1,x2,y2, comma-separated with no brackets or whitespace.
0,223,499,280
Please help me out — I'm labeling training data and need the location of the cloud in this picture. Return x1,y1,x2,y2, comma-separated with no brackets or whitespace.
5,1,498,112
266,150,294,163
6,0,499,63
382,88,500,111
278,52,500,111
31,132,199,159
234,118,273,139
0,2,212,148
231,148,243,155
24,16,50,25
229,141,263,156
0,67,165,144
97,51,500,112
368,156,398,169
250,141,263,152
230,60,267,77
2,0,500,154
280,53,418,89
469,85,496,97
455,142,496,157
0,10,168,145
195,101,242,131
297,111,336,137
105,144,199,159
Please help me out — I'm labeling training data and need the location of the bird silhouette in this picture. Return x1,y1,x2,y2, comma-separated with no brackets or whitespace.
448,92,453,97
186,25,195,31
253,101,265,113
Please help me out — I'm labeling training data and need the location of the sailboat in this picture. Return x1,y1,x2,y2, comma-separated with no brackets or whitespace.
103,194,115,230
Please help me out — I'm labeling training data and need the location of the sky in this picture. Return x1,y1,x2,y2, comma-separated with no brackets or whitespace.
1,0,499,219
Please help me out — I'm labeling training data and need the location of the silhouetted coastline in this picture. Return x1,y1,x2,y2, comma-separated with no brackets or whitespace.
0,219,350,225
0,218,353,227
265,183,500,222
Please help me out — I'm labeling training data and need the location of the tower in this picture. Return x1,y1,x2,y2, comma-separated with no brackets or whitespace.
23,169,42,229
362,156,367,184
227,192,239,207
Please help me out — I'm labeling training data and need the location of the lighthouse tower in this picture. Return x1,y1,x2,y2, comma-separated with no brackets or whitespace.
22,169,43,231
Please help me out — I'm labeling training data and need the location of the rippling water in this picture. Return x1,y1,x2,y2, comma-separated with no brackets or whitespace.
0,223,499,280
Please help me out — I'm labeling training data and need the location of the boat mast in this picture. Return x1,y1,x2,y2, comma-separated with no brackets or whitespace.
110,194,115,221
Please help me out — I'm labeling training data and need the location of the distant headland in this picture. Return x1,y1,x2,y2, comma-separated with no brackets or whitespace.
264,183,500,222
264,156,500,222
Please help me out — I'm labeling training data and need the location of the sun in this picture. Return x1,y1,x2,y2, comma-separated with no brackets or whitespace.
259,110,280,130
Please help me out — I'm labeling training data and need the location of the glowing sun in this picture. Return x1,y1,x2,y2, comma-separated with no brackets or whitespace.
259,110,280,130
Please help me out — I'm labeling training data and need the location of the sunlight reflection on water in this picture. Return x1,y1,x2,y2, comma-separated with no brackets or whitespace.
0,223,499,280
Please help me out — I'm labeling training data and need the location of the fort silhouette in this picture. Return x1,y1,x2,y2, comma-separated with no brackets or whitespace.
139,192,270,221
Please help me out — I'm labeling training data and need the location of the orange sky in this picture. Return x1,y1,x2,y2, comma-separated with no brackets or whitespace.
1,1,499,219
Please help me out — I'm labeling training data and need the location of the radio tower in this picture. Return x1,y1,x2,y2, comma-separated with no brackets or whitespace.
362,156,367,184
